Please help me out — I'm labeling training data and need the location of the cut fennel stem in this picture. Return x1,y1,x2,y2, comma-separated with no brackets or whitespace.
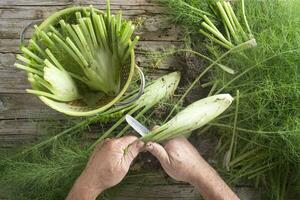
89,71,181,149
141,94,234,142
15,72,181,156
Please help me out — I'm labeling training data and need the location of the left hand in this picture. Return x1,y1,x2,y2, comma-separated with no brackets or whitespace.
66,136,144,200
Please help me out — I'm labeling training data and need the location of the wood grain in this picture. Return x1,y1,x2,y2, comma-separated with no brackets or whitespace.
0,5,165,19
0,93,64,119
0,18,181,40
0,0,157,6
0,119,40,147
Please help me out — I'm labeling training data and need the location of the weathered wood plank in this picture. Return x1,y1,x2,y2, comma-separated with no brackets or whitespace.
0,5,165,19
0,182,258,200
113,184,199,199
0,39,20,53
0,0,157,6
0,2,178,41
0,17,180,41
0,119,39,147
0,93,65,119
0,185,190,200
0,67,30,93
0,119,102,147
113,185,259,200
0,53,15,68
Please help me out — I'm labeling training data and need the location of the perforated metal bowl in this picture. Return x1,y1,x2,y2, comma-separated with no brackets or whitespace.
20,6,144,116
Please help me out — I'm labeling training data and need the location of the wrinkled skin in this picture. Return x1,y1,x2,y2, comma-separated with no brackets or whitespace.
67,135,239,200
145,136,239,200
145,136,203,183
66,136,144,200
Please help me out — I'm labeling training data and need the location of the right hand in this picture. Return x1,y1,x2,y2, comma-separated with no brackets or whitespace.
145,136,204,184
145,136,240,200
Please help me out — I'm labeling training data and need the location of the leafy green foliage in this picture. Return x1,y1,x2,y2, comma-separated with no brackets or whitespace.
0,72,181,199
211,1,300,199
160,0,300,199
0,140,88,199
0,139,165,200
157,0,211,31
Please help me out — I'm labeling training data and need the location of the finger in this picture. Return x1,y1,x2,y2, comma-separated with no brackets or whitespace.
118,135,138,148
145,142,170,165
124,140,144,163
163,136,185,146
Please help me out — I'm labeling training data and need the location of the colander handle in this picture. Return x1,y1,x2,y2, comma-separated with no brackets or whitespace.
115,65,145,107
20,19,43,46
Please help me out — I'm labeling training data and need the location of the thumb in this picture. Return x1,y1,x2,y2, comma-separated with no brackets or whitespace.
124,140,144,163
145,142,170,165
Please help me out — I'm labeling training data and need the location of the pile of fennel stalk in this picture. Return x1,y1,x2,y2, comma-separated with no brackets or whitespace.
159,0,300,199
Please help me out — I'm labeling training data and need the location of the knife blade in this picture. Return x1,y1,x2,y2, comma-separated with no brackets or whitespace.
125,115,150,136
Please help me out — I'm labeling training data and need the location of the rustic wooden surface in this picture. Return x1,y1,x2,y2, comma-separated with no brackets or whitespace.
0,0,259,199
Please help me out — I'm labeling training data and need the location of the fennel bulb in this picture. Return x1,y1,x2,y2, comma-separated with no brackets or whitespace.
142,94,234,142
26,58,80,102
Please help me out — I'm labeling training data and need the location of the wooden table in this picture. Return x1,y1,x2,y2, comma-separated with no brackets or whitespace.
0,0,258,199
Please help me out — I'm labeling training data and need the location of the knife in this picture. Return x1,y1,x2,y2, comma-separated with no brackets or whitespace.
125,115,150,137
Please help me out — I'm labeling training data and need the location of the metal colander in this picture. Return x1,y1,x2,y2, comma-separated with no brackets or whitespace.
20,6,144,116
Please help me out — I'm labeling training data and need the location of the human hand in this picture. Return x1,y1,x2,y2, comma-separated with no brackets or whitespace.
67,136,144,200
145,136,205,184
145,136,240,200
